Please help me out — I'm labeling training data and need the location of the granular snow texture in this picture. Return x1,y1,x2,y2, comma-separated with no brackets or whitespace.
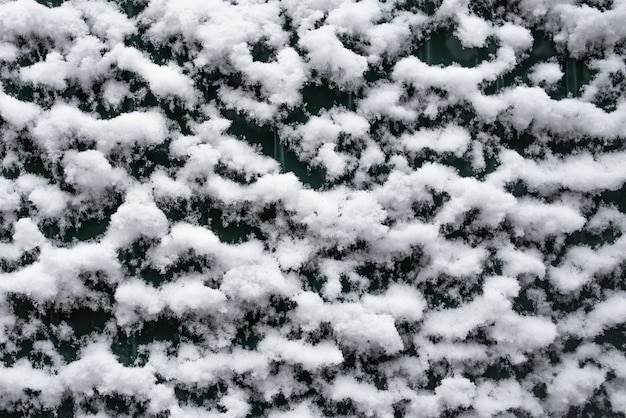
0,0,625,416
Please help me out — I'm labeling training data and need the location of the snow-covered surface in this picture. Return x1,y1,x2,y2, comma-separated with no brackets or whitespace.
0,0,624,416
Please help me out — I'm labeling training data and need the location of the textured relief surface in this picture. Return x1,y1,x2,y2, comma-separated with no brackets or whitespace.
0,0,625,416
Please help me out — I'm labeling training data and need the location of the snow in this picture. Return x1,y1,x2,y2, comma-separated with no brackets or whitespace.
529,62,564,86
0,0,623,416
